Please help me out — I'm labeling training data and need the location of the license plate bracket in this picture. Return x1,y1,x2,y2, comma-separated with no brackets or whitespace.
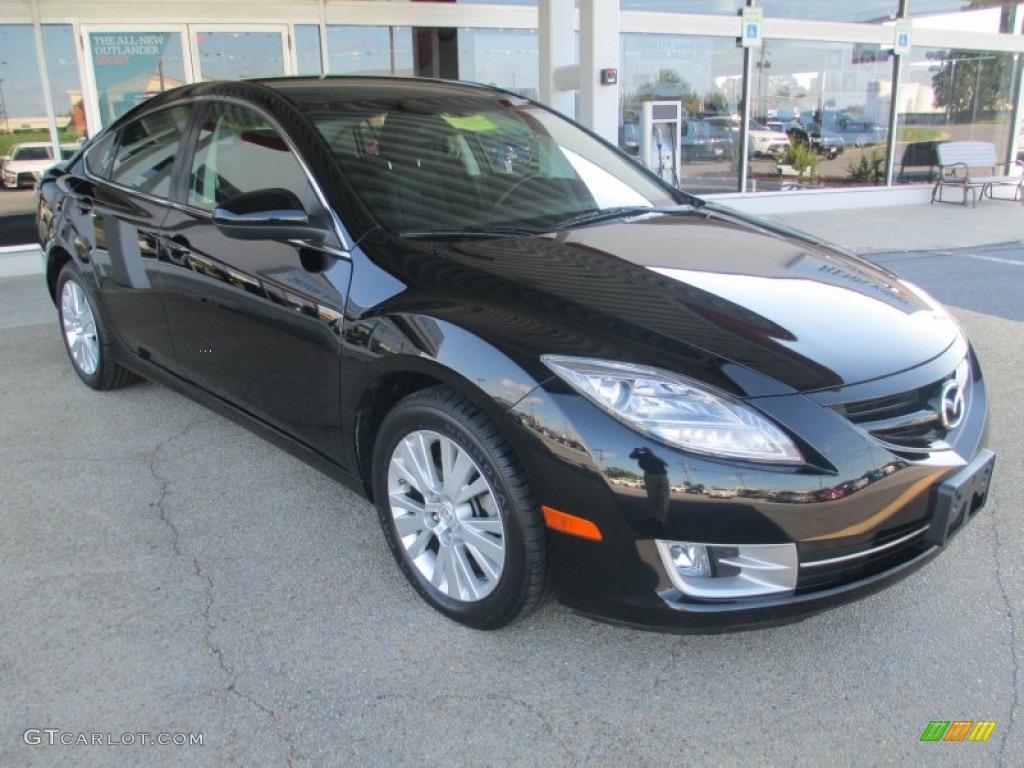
926,449,995,546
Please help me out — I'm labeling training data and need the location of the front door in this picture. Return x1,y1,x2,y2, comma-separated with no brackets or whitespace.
159,100,350,460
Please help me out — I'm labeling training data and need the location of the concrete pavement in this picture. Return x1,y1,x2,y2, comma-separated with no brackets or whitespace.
764,195,1024,255
1,201,1022,766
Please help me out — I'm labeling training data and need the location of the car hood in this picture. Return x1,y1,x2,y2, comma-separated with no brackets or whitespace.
383,206,960,395
4,158,53,171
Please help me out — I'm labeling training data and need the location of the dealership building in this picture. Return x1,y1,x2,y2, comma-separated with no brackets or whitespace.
2,0,1023,209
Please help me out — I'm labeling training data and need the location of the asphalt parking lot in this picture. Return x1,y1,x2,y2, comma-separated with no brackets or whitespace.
1,247,1021,765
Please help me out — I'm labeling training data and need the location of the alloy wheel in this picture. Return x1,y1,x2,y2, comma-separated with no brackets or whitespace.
386,429,506,602
61,279,99,376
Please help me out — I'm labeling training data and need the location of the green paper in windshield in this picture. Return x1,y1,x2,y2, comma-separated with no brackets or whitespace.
440,114,497,132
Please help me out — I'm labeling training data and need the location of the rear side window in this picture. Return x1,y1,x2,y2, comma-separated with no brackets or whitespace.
188,102,312,211
85,134,117,178
109,105,191,198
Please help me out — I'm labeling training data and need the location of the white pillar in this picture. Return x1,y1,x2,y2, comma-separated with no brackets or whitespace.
579,0,620,143
30,0,61,156
538,0,576,118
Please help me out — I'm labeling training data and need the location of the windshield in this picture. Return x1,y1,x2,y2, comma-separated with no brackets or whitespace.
12,146,52,161
307,94,689,234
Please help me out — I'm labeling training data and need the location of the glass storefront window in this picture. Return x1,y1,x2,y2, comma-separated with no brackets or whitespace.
758,1,899,23
327,26,536,86
194,30,287,80
295,25,323,75
89,31,188,125
42,25,85,141
750,40,894,190
326,26,415,76
0,25,45,132
620,1,742,11
911,1,1021,34
621,34,743,194
458,28,539,97
894,47,1017,182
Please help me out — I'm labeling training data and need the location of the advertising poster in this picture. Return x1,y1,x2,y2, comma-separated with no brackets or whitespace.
90,32,186,124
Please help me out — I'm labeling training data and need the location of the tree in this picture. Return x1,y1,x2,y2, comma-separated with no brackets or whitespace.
703,91,728,114
931,50,1008,122
623,68,695,115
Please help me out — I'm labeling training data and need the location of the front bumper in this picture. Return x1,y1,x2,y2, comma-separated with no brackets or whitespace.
507,344,991,632
2,169,41,188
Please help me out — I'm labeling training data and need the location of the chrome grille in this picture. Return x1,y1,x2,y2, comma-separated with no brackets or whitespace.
796,523,932,593
830,358,969,454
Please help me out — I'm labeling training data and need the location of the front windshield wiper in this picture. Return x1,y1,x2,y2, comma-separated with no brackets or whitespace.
399,225,539,240
547,204,695,231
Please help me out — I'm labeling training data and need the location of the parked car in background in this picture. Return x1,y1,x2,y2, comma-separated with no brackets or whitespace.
618,114,640,157
787,123,844,159
748,120,791,157
2,141,80,189
764,118,791,135
704,116,790,158
37,77,993,632
681,117,731,161
820,111,886,148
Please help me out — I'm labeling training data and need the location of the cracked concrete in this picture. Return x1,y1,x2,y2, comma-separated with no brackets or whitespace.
147,416,283,728
962,307,1024,766
0,253,1021,765
994,511,1021,765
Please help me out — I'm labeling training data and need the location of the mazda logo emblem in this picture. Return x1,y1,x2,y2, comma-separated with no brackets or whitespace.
939,379,965,430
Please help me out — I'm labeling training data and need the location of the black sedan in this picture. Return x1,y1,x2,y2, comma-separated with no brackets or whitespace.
37,77,993,632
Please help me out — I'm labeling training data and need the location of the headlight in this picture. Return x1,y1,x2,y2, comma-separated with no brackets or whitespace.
542,356,803,464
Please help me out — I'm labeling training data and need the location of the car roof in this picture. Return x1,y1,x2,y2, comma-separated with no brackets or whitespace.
126,76,521,129
252,75,514,104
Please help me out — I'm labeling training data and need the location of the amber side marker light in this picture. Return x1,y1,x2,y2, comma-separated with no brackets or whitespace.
541,505,603,541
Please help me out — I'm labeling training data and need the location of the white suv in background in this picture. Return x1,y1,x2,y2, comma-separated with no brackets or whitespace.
1,142,75,189
704,116,791,157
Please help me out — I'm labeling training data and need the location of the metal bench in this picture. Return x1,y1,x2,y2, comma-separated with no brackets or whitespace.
932,140,1022,207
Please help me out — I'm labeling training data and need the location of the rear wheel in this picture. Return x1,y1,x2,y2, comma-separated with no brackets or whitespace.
57,262,136,390
372,386,548,629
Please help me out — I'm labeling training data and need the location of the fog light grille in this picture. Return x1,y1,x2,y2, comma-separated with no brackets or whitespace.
656,540,798,600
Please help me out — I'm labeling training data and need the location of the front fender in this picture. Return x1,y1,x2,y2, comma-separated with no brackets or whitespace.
339,311,552,488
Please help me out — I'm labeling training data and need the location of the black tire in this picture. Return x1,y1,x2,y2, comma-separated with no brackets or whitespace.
56,261,137,390
372,386,549,629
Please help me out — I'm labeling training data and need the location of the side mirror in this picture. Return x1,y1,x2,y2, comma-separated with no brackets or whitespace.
56,172,94,198
213,188,328,243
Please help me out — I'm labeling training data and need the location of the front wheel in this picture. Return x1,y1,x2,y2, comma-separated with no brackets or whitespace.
372,386,548,629
57,262,136,390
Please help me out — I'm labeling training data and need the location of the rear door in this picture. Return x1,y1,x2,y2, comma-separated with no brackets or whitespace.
82,104,194,368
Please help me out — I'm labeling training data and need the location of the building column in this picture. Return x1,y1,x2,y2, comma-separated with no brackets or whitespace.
538,0,575,117
30,0,61,154
579,0,619,143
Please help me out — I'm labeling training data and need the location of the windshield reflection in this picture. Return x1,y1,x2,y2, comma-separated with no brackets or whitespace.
311,97,685,234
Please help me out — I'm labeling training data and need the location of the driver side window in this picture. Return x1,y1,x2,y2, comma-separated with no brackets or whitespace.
188,103,312,212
